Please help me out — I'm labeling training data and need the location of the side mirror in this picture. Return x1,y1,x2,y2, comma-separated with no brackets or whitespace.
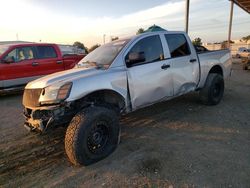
126,51,145,67
3,56,15,64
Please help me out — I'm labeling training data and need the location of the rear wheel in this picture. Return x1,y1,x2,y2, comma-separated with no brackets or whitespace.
65,106,120,166
199,73,224,105
243,64,248,70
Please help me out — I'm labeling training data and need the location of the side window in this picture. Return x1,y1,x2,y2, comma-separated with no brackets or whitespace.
4,47,34,62
20,47,34,60
37,46,57,59
4,48,17,62
165,34,190,58
126,35,164,66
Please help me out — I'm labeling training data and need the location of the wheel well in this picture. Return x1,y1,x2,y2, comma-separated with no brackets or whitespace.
78,90,126,113
209,65,223,76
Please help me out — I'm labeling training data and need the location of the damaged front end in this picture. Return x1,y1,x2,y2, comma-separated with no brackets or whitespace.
23,105,74,132
22,84,75,132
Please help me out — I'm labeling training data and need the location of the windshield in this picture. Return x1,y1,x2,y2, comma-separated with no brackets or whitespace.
77,39,130,68
0,45,9,55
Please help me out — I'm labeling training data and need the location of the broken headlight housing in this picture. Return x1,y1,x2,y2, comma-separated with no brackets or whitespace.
39,82,72,105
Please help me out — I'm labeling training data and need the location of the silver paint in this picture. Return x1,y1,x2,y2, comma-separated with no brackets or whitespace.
25,31,232,113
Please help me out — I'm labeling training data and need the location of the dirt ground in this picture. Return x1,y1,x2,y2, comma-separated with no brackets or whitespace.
0,60,250,188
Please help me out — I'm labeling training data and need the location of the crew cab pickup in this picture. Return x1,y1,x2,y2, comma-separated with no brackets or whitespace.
0,43,84,92
22,29,232,166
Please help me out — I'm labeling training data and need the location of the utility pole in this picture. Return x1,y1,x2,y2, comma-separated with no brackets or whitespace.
185,0,190,34
103,34,106,44
16,33,19,41
228,1,234,49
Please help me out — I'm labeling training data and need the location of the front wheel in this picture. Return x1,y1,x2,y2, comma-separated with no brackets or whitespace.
65,106,120,166
199,73,224,105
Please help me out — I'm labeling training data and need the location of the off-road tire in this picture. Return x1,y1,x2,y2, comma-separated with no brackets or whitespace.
65,106,120,166
199,73,224,105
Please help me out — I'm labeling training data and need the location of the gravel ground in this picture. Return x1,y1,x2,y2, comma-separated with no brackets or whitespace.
0,60,250,188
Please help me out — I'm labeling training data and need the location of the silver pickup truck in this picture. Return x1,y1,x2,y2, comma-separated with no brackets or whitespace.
22,30,232,166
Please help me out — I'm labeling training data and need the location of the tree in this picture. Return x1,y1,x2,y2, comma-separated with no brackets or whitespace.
136,28,145,35
73,41,85,49
73,41,88,53
221,40,234,49
88,44,101,53
111,36,119,41
242,35,250,43
192,37,202,46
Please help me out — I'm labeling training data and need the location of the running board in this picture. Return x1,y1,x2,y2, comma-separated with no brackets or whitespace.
0,86,25,95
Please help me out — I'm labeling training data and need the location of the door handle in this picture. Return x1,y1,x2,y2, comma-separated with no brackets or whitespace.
32,62,39,66
57,60,63,64
190,59,197,63
161,64,170,70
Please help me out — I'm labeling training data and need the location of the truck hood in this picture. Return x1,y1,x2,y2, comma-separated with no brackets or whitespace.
26,67,104,89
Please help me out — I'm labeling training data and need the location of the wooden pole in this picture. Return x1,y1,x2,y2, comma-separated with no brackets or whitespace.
228,1,234,49
185,0,190,33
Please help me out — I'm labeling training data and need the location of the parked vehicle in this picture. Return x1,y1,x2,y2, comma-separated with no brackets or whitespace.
58,44,86,56
235,47,250,58
0,43,84,92
242,56,250,70
22,29,232,166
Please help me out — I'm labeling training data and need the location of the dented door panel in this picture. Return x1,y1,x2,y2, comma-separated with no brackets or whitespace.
164,33,200,96
170,56,199,95
125,34,173,110
127,60,173,110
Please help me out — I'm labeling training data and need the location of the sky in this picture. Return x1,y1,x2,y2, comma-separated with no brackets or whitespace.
0,0,249,47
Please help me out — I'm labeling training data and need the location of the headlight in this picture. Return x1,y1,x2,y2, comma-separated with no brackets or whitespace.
39,82,72,105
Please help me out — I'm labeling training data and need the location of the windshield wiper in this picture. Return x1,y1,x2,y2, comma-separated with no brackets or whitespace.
77,61,106,69
87,61,105,69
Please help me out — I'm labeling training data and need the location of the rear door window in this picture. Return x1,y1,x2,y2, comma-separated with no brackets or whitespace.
36,46,57,59
165,34,190,58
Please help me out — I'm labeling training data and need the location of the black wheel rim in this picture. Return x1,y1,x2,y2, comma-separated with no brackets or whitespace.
87,120,109,154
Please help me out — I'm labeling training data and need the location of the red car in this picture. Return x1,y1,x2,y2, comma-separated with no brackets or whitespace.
0,43,84,92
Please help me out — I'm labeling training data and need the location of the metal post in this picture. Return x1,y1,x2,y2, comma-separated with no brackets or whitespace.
103,34,106,44
228,1,234,49
185,0,190,33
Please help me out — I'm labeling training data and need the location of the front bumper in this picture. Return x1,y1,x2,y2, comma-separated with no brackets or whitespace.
23,103,75,132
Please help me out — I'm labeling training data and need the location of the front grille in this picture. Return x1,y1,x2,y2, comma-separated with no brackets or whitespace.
23,89,42,107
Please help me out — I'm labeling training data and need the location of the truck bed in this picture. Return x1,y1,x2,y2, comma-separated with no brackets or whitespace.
198,49,232,88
